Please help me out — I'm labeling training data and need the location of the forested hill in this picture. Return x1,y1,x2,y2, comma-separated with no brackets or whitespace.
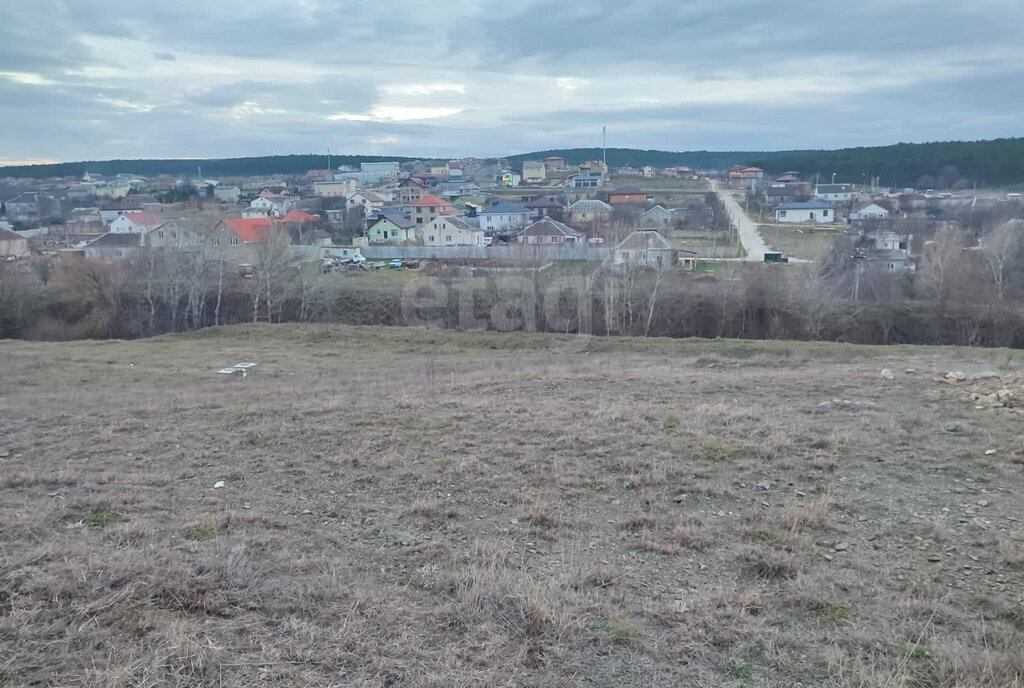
0,154,420,179
513,139,1024,187
504,148,757,171
4,138,1023,187
745,138,1024,189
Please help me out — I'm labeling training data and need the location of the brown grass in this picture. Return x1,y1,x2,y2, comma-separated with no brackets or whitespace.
0,324,1021,687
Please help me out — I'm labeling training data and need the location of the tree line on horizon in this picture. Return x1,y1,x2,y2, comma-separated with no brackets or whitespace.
3,138,1024,187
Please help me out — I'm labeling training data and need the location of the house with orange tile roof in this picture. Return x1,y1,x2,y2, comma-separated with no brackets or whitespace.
403,195,460,225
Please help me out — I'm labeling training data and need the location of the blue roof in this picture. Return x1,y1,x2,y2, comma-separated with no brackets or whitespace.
482,203,531,214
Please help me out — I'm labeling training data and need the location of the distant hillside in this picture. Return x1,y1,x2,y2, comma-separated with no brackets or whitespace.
0,154,422,179
505,148,757,171
4,137,1023,187
745,138,1024,188
512,138,1024,187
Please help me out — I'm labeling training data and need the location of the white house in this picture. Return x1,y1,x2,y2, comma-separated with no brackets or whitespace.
774,200,835,223
313,179,358,198
849,203,890,221
639,205,674,228
814,184,854,202
514,218,583,245
367,215,418,244
422,216,484,246
0,227,29,258
213,186,241,203
108,211,165,234
611,229,679,269
346,191,386,213
360,161,400,184
249,194,296,216
479,203,533,232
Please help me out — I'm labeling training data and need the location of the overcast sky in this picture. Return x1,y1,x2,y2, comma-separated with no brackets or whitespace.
1,0,1022,164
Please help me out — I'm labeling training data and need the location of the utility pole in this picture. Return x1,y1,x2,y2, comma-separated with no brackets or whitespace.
327,148,332,178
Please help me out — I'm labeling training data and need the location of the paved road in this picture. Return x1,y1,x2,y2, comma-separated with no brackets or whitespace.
711,180,769,262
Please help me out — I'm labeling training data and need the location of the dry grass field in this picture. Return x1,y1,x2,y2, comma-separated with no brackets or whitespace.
2,325,1023,687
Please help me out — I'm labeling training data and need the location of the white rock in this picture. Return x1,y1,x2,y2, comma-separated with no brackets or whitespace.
214,480,226,489
984,449,997,456
880,368,895,380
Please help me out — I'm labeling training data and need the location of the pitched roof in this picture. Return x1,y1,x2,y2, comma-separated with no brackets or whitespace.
777,200,833,210
431,216,475,231
353,191,385,202
525,195,564,209
280,209,319,223
408,195,452,207
86,232,143,248
616,229,673,251
223,218,274,243
815,184,852,193
641,205,671,217
610,186,644,195
567,199,612,213
516,218,582,238
370,215,417,230
0,227,26,242
400,177,427,187
481,202,531,214
116,211,165,227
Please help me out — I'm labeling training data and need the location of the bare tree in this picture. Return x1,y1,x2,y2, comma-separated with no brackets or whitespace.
979,221,1021,300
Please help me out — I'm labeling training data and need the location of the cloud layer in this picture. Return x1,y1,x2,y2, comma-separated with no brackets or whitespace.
1,0,1022,162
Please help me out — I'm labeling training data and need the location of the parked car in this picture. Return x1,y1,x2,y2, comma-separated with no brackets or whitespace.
388,259,404,268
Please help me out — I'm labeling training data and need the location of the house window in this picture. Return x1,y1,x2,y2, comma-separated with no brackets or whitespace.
428,235,435,242
779,210,786,217
230,237,239,245
184,231,190,238
158,231,164,238
213,238,219,246
446,235,452,243
822,210,829,217
171,231,177,238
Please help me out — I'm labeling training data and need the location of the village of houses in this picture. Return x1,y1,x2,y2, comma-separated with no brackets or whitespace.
2,155,1017,278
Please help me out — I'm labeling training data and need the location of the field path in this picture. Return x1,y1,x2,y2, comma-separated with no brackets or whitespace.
712,179,770,261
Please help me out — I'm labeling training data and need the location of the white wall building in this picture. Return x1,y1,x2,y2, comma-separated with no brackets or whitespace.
314,180,358,198
814,184,854,202
422,216,484,246
774,200,835,223
478,203,533,232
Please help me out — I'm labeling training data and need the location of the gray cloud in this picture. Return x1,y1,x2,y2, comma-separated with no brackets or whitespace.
0,0,1021,162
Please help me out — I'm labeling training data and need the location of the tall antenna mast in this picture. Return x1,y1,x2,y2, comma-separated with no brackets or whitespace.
602,126,607,173
327,147,332,178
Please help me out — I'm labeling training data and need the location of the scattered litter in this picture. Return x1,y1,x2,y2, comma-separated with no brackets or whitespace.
944,371,967,382
880,368,894,380
217,362,257,377
984,449,997,456
817,399,877,411
214,480,226,489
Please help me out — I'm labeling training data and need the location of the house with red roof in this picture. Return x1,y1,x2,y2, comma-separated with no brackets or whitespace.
108,211,165,234
398,177,429,203
219,218,276,245
280,209,320,224
403,195,460,225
